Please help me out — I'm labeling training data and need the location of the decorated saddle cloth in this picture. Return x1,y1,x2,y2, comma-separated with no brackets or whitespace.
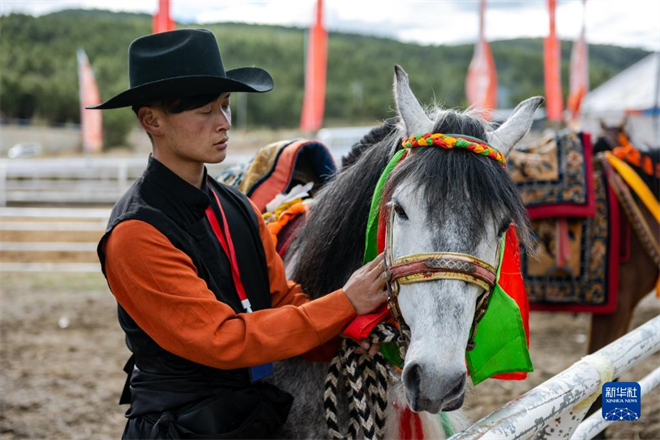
508,130,596,218
510,131,622,313
217,139,337,255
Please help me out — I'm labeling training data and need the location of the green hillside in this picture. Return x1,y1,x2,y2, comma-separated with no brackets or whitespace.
0,9,649,147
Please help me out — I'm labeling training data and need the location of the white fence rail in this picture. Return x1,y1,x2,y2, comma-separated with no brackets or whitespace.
0,155,251,206
0,207,109,273
571,365,660,440
0,130,370,206
450,315,660,440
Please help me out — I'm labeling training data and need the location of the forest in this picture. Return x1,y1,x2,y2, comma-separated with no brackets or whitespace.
0,9,649,147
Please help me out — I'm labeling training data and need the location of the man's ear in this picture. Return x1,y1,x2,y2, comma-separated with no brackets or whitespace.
137,107,164,138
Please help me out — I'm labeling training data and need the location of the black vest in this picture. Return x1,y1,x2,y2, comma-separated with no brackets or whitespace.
98,156,292,438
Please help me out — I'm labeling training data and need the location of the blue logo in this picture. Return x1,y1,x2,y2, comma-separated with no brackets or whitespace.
602,382,641,421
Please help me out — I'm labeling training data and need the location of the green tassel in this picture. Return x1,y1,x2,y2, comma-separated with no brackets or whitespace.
440,413,455,438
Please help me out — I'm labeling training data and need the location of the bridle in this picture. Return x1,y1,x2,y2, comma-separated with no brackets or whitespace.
383,206,503,351
379,132,507,352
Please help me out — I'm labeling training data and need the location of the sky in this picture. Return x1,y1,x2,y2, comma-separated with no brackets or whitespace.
1,0,659,51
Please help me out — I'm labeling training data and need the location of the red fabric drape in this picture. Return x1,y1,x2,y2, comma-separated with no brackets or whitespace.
492,225,530,380
466,0,498,120
300,0,328,132
544,0,564,121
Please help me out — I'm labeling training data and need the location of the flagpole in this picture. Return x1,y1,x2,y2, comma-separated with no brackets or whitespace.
568,0,589,129
465,0,497,120
544,0,564,124
300,0,328,133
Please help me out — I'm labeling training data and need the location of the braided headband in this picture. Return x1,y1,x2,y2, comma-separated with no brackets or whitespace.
402,133,506,168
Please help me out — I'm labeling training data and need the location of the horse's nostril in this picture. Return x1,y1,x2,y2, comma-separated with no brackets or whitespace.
445,374,466,401
403,362,422,397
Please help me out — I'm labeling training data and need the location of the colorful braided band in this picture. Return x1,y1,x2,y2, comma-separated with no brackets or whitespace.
402,133,506,168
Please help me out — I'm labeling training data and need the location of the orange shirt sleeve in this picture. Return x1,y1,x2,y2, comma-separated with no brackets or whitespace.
247,200,347,361
103,219,356,370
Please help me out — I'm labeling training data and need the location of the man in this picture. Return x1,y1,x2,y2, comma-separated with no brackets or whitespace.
89,29,388,438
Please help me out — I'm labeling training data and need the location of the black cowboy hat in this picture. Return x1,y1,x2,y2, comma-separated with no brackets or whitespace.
87,28,273,110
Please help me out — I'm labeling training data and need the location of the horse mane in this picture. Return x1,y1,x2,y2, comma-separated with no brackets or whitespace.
341,118,399,169
289,127,399,298
290,108,531,298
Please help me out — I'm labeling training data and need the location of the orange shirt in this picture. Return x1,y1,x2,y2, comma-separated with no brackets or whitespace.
103,201,356,370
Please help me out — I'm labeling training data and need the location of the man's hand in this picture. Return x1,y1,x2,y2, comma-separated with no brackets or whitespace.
342,253,389,315
355,341,382,357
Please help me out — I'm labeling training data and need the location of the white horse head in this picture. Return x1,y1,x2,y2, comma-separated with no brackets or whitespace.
390,65,542,413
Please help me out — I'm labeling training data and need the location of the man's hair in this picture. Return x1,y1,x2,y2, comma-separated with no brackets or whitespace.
132,92,224,144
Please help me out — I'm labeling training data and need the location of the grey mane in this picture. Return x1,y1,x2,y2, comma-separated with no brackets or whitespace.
289,108,531,298
341,118,399,169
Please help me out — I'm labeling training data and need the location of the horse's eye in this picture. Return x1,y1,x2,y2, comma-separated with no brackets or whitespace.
393,203,408,220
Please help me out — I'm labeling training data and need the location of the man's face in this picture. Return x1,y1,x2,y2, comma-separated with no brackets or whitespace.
157,93,232,164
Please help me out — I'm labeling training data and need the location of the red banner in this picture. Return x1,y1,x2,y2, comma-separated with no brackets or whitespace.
153,0,175,34
77,49,103,153
466,0,497,120
544,0,564,121
300,0,328,133
568,0,589,121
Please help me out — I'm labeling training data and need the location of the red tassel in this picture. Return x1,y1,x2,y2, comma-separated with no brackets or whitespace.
400,406,413,439
399,406,425,440
413,412,424,439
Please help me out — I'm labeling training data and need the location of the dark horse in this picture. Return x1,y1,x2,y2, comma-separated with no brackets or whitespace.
270,65,542,438
588,121,659,354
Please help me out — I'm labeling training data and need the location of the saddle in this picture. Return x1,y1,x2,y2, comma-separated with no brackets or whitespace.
510,131,622,313
217,139,337,255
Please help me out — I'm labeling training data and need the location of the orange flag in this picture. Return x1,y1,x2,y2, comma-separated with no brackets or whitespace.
300,0,328,132
466,0,497,120
77,49,103,153
568,0,589,121
153,0,175,34
544,0,564,121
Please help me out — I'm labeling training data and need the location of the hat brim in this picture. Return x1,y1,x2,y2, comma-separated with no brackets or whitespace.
87,67,273,110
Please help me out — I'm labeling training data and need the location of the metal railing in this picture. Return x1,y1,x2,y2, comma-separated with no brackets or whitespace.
450,315,660,440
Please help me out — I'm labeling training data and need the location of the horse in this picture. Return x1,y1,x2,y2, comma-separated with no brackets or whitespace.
587,122,659,354
269,65,543,438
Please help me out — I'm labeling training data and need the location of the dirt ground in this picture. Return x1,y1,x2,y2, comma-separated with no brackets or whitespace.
0,272,658,440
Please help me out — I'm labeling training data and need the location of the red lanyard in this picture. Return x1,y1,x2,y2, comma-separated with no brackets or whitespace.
205,184,252,313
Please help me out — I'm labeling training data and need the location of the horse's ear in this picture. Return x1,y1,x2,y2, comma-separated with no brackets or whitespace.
393,65,433,137
487,96,544,157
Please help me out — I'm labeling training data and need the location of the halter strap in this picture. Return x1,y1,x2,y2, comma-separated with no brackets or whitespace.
389,253,497,292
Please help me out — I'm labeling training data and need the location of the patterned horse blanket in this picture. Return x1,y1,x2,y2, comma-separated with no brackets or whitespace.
509,131,596,218
510,131,622,313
